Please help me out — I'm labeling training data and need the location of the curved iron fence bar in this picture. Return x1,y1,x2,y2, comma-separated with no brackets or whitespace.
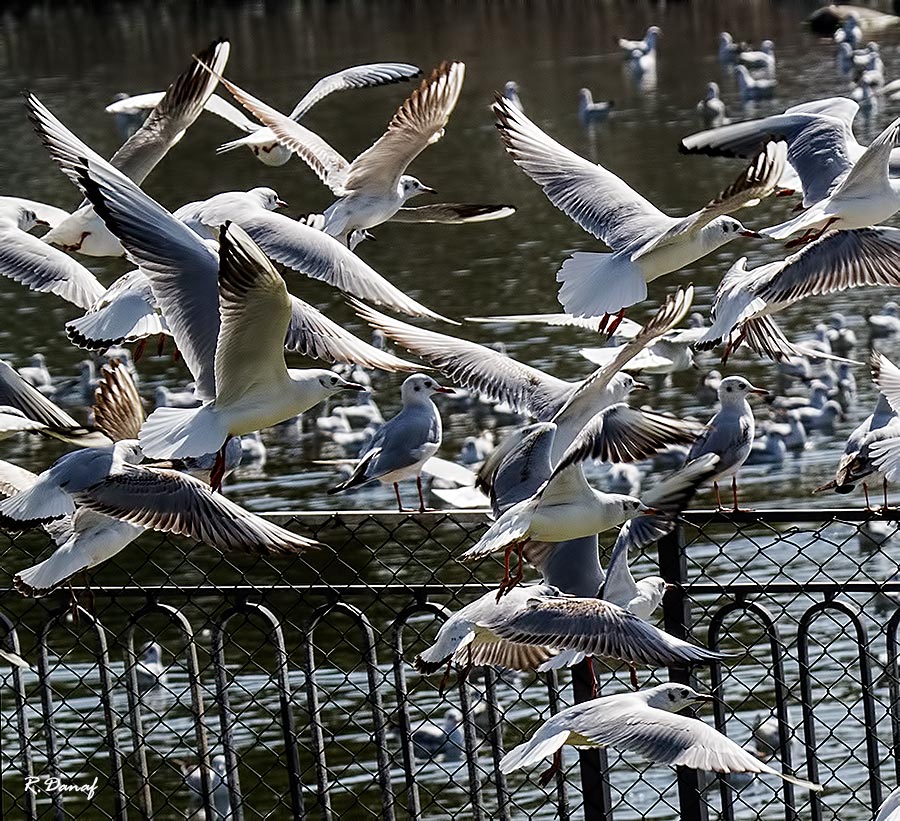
213,600,305,821
797,597,882,819
707,598,796,821
389,599,451,820
36,603,87,820
123,599,211,820
307,600,396,821
888,608,900,784
0,611,36,819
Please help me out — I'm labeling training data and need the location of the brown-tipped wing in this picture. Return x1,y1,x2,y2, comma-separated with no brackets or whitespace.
111,39,231,184
92,360,145,442
75,464,319,554
342,61,466,192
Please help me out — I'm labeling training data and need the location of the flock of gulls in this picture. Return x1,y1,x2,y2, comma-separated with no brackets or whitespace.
9,8,900,811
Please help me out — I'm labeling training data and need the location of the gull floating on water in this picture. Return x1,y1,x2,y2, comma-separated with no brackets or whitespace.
494,98,783,320
499,683,822,791
329,374,454,512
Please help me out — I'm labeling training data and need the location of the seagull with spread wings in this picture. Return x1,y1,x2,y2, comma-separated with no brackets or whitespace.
494,97,784,323
209,61,497,245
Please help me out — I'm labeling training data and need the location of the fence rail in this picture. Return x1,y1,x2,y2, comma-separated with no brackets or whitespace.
0,507,897,820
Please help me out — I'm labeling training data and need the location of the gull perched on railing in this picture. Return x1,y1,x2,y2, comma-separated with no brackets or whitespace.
41,39,231,257
208,61,466,245
683,376,767,511
494,97,784,323
499,683,822,791
329,373,455,512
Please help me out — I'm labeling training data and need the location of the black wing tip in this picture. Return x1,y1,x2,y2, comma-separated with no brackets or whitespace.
0,512,62,531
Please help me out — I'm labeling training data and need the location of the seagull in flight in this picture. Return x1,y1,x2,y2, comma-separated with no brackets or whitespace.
208,61,466,245
494,97,784,325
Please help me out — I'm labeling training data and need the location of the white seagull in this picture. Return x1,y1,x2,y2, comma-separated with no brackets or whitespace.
208,61,466,245
499,683,822,791
329,373,454,512
761,116,900,246
39,39,230,257
494,98,784,320
685,376,767,510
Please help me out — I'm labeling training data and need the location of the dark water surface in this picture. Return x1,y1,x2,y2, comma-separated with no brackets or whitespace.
2,2,900,819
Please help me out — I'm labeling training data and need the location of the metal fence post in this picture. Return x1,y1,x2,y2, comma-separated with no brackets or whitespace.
658,525,709,821
572,659,612,821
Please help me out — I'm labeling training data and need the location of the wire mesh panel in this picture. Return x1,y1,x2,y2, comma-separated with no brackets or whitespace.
0,508,896,819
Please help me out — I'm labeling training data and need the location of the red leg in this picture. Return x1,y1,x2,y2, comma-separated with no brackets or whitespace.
416,475,427,513
714,482,723,511
539,748,563,787
864,482,871,511
732,475,740,512
606,308,626,336
629,663,639,691
884,477,890,511
393,483,407,512
438,657,453,698
133,338,147,362
210,437,232,493
496,543,516,602
156,334,166,357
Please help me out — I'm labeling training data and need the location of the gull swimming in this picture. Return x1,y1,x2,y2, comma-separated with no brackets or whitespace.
209,61,466,245
499,683,822,791
329,373,454,512
494,98,784,320
41,39,230,257
684,376,767,510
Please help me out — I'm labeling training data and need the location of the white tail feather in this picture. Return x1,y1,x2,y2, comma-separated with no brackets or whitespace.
500,729,571,774
139,404,228,459
557,252,648,317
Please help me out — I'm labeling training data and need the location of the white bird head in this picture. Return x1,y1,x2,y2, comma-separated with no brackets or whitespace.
140,641,162,664
645,26,662,47
644,683,715,711
295,369,366,396
250,187,287,211
762,40,775,53
399,175,436,201
400,373,454,403
442,708,463,728
705,82,720,100
710,216,759,241
718,375,767,404
719,32,733,46
114,439,145,464
610,372,648,401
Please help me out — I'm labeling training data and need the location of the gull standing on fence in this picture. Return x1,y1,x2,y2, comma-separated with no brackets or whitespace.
684,376,767,511
815,361,900,507
41,39,230,257
329,373,454,512
494,98,784,322
209,62,468,245
499,683,823,790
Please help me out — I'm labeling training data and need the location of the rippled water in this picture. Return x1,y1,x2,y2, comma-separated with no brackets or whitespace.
2,1,900,818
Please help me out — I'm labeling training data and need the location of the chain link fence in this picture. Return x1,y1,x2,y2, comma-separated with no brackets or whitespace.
0,507,896,819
